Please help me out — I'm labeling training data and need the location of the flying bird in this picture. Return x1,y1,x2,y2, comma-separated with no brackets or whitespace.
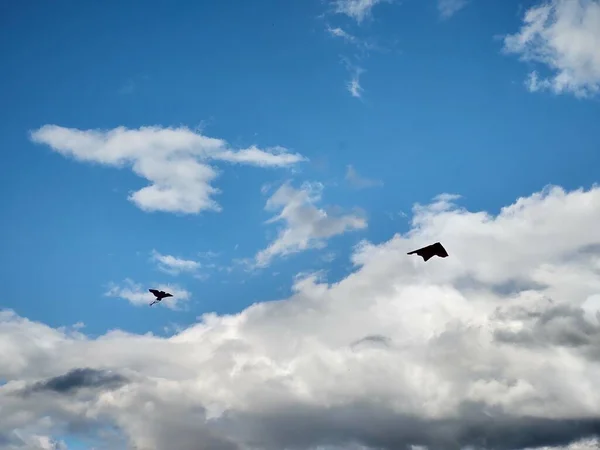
149,289,173,306
407,242,448,262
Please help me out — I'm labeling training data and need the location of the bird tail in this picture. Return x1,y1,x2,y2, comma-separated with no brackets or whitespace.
149,300,158,306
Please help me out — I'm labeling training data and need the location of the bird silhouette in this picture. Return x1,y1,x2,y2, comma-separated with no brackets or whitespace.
149,289,173,306
407,242,448,262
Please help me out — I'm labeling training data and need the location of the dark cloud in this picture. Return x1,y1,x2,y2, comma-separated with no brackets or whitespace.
222,401,600,450
27,368,128,395
351,334,391,348
494,303,600,350
455,275,549,297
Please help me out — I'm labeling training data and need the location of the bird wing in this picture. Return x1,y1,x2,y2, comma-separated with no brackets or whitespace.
149,289,160,297
163,293,173,298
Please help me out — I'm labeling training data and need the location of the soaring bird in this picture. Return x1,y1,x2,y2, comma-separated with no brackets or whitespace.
407,242,448,262
149,289,173,306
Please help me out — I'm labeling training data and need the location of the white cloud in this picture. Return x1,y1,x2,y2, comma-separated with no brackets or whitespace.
503,0,600,97
29,125,307,214
104,278,190,309
347,69,364,98
437,0,469,19
254,181,367,267
341,60,365,99
331,0,390,23
345,164,383,189
326,25,358,44
326,25,383,56
214,145,304,167
3,184,600,448
151,250,201,276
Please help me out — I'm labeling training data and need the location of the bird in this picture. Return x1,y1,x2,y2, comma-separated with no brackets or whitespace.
148,289,173,306
407,242,448,262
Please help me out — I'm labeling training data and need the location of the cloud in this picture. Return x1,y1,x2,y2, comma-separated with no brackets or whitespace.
503,0,600,98
331,0,390,23
347,69,364,98
0,433,68,450
326,26,358,44
254,181,367,267
118,79,135,95
151,250,201,276
198,250,221,259
104,278,190,309
29,125,307,214
340,59,366,98
326,25,384,56
345,164,383,189
24,368,128,395
3,184,600,448
437,0,469,19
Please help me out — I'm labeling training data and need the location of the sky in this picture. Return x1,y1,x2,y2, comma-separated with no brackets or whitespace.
1,0,600,449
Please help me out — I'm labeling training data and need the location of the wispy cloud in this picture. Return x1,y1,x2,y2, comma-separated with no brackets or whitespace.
324,4,392,99
345,164,383,188
326,25,358,44
198,250,220,260
331,0,390,23
118,79,136,95
151,250,201,276
437,0,470,19
344,61,365,99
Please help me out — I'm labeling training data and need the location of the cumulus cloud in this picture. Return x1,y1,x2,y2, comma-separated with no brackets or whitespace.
151,250,201,276
437,0,469,19
2,184,600,448
331,0,390,23
503,0,600,97
105,278,190,309
254,181,367,267
345,164,383,189
29,125,306,214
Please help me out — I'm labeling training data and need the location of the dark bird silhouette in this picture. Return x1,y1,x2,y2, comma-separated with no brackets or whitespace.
149,289,173,306
407,242,448,262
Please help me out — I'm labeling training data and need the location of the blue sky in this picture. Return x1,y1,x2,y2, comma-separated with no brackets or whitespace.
2,1,600,449
2,0,598,336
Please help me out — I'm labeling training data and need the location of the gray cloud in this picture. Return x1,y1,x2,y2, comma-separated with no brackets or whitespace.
26,368,128,395
493,303,600,350
223,402,600,450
